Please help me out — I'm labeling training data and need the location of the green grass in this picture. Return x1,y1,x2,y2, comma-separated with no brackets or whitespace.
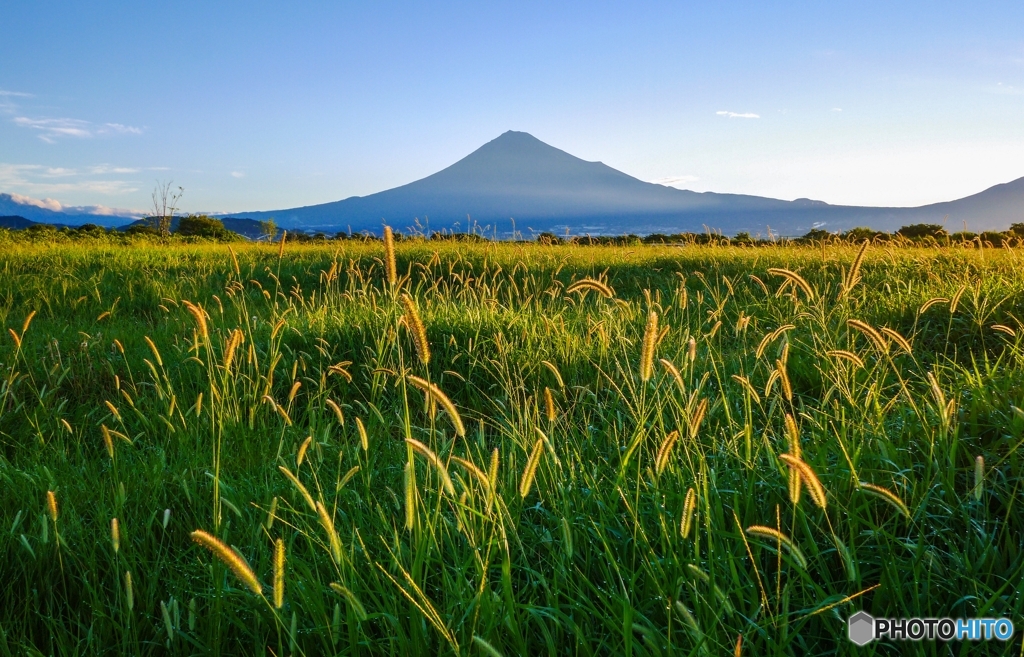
1,239,1022,655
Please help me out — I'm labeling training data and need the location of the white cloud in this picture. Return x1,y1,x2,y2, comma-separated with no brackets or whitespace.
231,171,245,178
0,90,32,97
8,192,64,211
12,116,143,142
3,191,145,218
0,162,145,197
717,111,760,119
831,107,843,112
650,175,699,188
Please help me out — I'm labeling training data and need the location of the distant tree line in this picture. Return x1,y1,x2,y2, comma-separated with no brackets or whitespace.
5,218,1024,248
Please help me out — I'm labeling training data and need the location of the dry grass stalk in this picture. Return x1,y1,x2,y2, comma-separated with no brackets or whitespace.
190,530,262,595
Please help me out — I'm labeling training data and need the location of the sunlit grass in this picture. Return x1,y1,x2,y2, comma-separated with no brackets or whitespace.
0,238,1022,655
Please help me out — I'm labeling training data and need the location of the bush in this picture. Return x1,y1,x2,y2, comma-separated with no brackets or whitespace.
177,215,239,241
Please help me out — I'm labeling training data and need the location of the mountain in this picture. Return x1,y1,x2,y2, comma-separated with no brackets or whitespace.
0,193,137,228
0,215,37,230
234,131,1024,236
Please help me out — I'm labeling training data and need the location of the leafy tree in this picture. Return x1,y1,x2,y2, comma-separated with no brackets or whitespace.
261,218,279,242
897,223,946,239
178,215,238,240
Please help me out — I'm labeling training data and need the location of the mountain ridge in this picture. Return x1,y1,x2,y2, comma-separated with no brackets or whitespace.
233,131,1024,236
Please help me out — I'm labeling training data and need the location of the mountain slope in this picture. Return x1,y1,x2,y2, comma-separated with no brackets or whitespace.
0,194,136,227
237,131,1024,236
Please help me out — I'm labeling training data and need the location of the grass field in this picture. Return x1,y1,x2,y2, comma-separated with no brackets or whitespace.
1,237,1022,655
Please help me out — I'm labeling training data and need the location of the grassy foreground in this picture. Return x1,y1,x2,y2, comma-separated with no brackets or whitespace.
1,239,1022,656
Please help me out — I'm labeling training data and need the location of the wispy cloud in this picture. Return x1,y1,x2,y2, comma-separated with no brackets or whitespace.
0,89,31,113
716,110,759,119
12,116,143,142
650,175,699,188
0,162,151,198
231,171,245,178
831,107,843,112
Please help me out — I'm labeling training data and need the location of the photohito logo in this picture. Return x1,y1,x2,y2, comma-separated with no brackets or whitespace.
848,611,1014,645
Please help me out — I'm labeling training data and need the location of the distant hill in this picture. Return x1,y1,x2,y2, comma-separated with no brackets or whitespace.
234,131,1024,237
0,215,38,230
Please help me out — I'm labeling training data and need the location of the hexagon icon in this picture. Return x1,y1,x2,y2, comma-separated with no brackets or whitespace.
848,611,875,646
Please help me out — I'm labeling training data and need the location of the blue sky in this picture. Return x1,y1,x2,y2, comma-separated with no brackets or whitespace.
2,1,1022,214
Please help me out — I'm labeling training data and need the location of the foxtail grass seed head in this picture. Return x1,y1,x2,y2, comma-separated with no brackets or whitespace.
383,226,397,285
182,301,209,342
776,360,793,402
278,230,287,259
744,525,808,569
355,417,369,451
826,350,865,369
228,245,240,277
680,487,697,538
406,438,456,496
767,268,815,300
329,583,368,622
540,360,564,388
655,430,680,475
784,414,801,504
404,461,416,530
111,518,120,553
858,482,911,519
544,387,557,422
266,497,278,531
400,294,430,365
687,336,697,362
272,536,284,609
660,358,685,390
297,436,312,468
46,491,57,523
190,530,262,595
639,310,658,381
8,328,21,350
974,455,984,502
102,425,115,459
847,319,887,353
519,438,545,498
125,571,134,611
325,398,345,425
407,376,465,437
689,398,708,440
778,454,827,509
278,466,317,512
316,501,343,565
880,327,913,354
162,509,171,529
565,277,614,298
950,284,967,314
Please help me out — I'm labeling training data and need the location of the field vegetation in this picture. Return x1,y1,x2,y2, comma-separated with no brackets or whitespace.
0,235,1022,655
